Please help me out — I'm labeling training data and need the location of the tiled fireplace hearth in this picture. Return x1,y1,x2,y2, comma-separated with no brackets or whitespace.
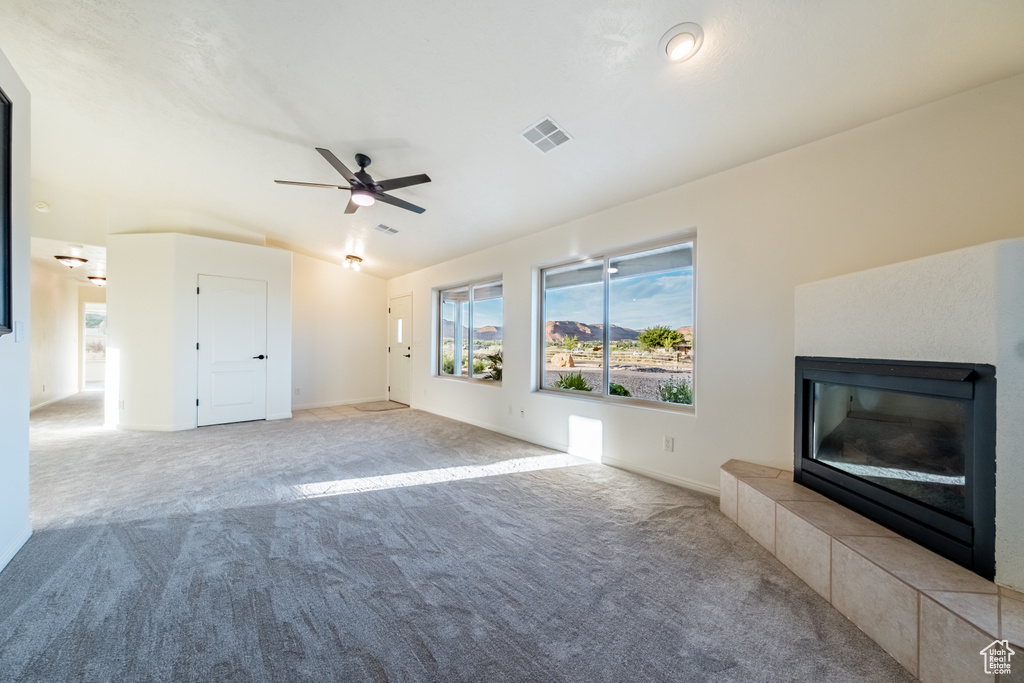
720,459,1023,681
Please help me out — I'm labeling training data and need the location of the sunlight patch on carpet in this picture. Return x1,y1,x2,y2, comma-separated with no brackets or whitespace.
292,453,590,499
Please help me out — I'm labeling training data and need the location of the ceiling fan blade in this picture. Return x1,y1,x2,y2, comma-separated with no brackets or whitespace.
374,192,426,214
275,180,350,189
376,174,431,192
315,148,358,183
344,196,360,214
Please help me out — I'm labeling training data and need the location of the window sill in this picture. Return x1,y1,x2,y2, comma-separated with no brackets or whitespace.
434,375,502,386
536,386,695,414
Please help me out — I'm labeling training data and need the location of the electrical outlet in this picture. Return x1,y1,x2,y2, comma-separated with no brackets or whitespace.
119,400,125,410
519,408,525,418
508,405,513,415
663,436,674,452
294,388,301,396
42,383,46,393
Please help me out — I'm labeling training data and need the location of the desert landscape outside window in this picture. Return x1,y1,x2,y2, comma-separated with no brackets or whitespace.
541,238,694,406
438,279,503,380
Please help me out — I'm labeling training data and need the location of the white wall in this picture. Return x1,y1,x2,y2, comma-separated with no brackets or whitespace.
291,253,387,408
386,73,1024,496
107,232,292,430
0,45,32,572
795,238,1024,590
29,261,79,408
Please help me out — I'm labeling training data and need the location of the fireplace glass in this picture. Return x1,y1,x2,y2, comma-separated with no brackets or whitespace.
811,382,966,519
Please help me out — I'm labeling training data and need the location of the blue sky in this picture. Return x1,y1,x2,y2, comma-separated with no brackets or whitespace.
545,269,693,330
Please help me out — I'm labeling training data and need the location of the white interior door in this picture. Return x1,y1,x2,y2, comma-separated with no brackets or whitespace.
197,275,268,426
388,295,412,405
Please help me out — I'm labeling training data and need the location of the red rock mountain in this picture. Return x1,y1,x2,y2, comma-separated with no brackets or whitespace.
441,320,502,341
545,321,640,343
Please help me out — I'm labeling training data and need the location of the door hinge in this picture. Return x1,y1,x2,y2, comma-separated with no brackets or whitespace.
196,342,199,350
388,346,391,353
388,386,390,392
197,287,200,294
196,399,199,406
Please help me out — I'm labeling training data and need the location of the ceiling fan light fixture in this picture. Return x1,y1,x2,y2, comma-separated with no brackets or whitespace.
54,255,88,268
88,276,107,286
659,22,704,62
351,190,375,207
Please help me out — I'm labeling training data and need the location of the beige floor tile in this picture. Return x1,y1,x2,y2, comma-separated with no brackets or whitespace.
831,539,919,675
775,470,793,479
1003,592,1024,647
737,481,776,554
741,477,828,503
308,408,338,416
329,406,362,416
776,505,831,600
720,470,738,522
291,411,324,422
919,595,997,683
1000,585,1024,604
923,591,999,638
778,500,898,538
836,536,997,594
316,411,349,421
721,459,785,479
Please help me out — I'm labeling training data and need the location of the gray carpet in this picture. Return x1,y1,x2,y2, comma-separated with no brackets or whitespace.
0,393,913,682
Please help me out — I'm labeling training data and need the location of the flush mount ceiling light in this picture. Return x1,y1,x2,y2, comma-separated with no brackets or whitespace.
54,255,88,268
87,276,107,286
343,254,363,271
658,22,704,62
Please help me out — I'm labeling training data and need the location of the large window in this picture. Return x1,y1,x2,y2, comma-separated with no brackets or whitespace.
541,238,694,407
438,279,503,381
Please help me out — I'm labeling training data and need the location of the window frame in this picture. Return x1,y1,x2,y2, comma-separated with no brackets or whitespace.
436,275,503,383
536,233,696,412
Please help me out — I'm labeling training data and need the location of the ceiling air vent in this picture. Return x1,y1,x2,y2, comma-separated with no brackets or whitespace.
374,224,399,235
522,117,572,153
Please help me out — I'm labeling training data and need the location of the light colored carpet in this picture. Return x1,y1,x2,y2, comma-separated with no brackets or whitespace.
354,400,409,412
0,392,914,682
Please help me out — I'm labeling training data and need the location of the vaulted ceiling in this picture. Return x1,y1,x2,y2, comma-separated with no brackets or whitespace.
1,1,1023,278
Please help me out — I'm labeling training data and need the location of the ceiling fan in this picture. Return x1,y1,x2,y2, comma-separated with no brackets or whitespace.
275,148,431,214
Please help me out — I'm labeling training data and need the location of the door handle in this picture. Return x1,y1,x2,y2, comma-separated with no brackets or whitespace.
403,354,411,358
253,355,266,360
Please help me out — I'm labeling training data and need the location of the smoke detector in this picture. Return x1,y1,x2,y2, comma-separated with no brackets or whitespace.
522,117,572,153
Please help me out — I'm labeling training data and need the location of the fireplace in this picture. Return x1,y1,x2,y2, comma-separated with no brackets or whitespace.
794,357,995,579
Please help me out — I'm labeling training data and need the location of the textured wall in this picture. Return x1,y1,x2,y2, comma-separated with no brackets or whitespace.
0,45,32,573
291,253,387,409
795,238,1024,590
29,262,80,408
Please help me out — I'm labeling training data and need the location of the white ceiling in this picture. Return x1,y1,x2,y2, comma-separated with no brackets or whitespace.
31,237,107,285
1,1,1023,279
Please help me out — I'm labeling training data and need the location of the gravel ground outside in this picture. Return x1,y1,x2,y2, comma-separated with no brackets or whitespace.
544,364,692,403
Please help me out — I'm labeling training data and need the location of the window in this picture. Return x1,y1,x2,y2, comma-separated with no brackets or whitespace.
438,279,503,381
541,238,694,407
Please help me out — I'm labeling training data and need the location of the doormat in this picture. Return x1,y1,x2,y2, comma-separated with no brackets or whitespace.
354,401,409,412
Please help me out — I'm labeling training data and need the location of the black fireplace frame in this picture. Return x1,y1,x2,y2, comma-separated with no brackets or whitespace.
794,356,995,579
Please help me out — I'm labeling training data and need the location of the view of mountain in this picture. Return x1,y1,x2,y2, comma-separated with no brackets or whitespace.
544,321,640,343
441,320,503,341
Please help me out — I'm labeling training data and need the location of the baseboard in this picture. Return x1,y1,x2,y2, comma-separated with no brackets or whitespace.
29,391,77,412
413,405,569,453
293,396,388,411
0,526,32,574
116,422,195,432
602,457,720,497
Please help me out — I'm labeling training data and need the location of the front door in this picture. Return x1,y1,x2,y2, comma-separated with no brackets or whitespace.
197,275,268,426
388,295,412,405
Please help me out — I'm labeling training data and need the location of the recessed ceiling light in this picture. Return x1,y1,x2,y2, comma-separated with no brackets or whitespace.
35,201,51,213
54,255,88,268
658,22,704,62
